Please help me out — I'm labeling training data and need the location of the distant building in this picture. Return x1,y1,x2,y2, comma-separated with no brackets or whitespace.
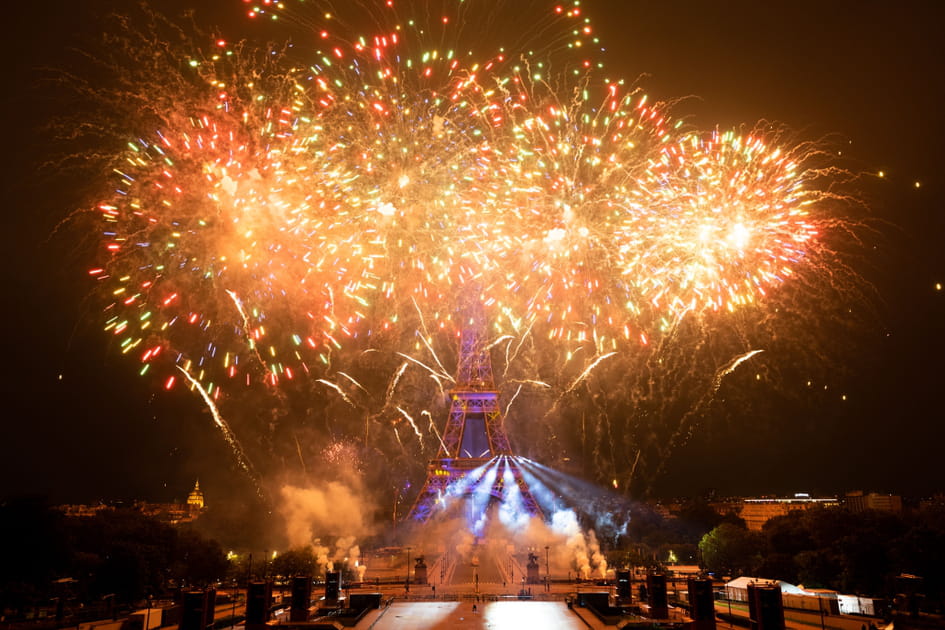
844,491,902,514
187,480,205,510
739,494,839,531
57,481,207,525
58,502,112,518
709,499,743,518
649,502,674,520
919,493,945,510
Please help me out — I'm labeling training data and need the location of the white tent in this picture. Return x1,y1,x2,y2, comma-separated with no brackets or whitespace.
724,577,810,602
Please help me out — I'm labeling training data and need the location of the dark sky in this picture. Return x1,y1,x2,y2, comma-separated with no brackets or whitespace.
2,1,943,504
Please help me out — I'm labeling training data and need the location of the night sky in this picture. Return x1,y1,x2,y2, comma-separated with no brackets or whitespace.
2,1,943,505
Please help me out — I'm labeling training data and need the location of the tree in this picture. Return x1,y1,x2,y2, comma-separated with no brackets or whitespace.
795,548,841,590
270,547,317,578
837,511,903,595
892,505,945,611
68,509,178,601
763,513,814,556
190,499,278,551
0,496,73,614
699,523,764,576
67,510,229,601
758,552,799,584
174,530,229,587
662,543,699,565
676,500,725,542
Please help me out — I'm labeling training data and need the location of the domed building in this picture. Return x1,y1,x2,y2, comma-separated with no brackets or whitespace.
187,480,205,511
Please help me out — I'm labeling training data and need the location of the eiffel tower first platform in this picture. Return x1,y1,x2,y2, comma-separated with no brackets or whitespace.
406,322,542,524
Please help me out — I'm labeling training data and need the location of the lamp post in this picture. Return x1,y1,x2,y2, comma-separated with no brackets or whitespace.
230,582,237,630
405,546,412,593
545,546,550,591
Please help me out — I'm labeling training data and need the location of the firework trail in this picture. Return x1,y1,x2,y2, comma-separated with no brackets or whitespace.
176,365,265,499
714,349,765,392
677,348,767,448
504,384,524,419
337,372,370,396
640,347,767,487
423,410,449,454
395,353,453,384
397,407,425,448
384,361,411,407
563,352,618,395
293,435,308,475
316,378,358,408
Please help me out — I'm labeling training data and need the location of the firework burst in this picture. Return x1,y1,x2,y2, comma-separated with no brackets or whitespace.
76,0,864,496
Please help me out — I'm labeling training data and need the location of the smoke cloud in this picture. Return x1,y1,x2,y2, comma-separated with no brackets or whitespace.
279,481,375,547
302,536,366,579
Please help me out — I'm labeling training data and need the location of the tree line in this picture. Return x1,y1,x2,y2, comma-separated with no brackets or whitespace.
0,496,228,620
697,505,945,611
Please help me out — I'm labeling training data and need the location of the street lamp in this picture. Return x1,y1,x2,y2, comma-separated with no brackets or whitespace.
545,546,550,590
230,583,238,630
405,546,412,593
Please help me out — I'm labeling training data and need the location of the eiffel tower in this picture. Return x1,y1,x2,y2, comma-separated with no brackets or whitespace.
406,317,542,523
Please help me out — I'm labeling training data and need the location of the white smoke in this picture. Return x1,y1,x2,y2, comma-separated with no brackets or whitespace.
312,541,332,571
308,537,365,579
513,508,610,579
280,482,374,547
585,529,608,579
350,544,367,581
279,482,375,580
454,530,476,558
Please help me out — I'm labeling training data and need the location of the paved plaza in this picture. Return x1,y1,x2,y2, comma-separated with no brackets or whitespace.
366,600,591,630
